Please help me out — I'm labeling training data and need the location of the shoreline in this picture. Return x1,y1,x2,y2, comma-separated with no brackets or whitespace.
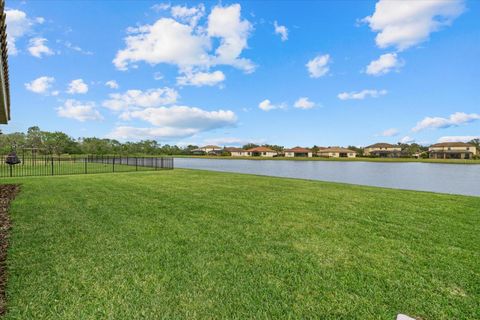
174,155,480,165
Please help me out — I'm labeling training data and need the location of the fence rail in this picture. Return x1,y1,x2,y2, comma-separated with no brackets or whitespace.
0,155,174,178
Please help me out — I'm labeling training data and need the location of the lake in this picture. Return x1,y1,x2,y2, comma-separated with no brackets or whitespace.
175,158,480,196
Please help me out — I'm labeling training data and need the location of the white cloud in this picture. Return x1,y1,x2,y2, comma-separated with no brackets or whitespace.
25,76,54,94
171,4,205,27
105,80,119,89
107,126,198,140
294,97,315,109
28,37,55,58
64,41,93,55
274,21,288,41
123,106,237,128
176,70,225,87
399,136,415,144
153,72,164,80
56,99,103,122
338,89,387,100
379,128,399,137
203,137,265,146
306,54,330,78
437,136,479,143
412,112,480,132
103,88,179,111
258,99,286,112
151,3,171,12
362,0,465,51
114,4,254,74
107,105,237,140
366,53,403,76
5,9,40,55
67,79,89,94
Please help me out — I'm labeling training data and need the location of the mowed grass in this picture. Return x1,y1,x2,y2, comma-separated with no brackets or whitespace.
3,169,480,319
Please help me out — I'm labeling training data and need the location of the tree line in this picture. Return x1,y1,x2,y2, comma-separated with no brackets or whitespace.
0,126,198,155
0,126,478,156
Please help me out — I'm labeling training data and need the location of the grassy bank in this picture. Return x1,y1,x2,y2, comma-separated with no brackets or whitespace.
175,154,480,164
3,170,480,319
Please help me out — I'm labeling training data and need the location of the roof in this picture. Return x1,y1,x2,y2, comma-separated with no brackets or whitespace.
201,145,222,149
284,147,311,153
430,142,474,148
365,143,398,148
224,147,245,152
318,147,357,153
246,146,277,152
0,1,11,124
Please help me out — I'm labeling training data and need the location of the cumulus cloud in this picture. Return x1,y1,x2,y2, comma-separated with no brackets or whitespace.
103,88,179,111
203,137,264,147
366,53,403,75
379,128,399,137
107,105,237,140
306,54,330,78
258,99,286,112
274,21,288,41
64,41,93,55
25,76,55,94
399,136,415,144
105,80,119,89
171,4,205,27
362,0,465,51
28,37,54,58
437,136,480,143
56,99,103,122
176,70,225,87
412,112,480,132
113,3,254,75
294,97,315,109
338,89,387,100
67,79,89,94
5,9,44,55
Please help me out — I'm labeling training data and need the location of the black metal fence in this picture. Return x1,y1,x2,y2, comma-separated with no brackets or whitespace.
0,155,174,178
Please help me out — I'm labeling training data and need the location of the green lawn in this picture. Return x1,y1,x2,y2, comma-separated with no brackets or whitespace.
3,170,480,319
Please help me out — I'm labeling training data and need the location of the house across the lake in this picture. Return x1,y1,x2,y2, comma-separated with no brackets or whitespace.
317,147,357,158
224,147,249,157
191,145,223,155
284,147,313,158
246,146,278,157
429,142,477,159
364,143,402,158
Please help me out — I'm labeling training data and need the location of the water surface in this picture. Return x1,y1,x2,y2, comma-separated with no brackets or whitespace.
175,158,480,196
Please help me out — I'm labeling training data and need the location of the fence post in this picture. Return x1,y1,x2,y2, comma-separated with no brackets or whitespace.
85,156,87,174
161,157,164,168
135,157,138,171
155,158,158,170
9,165,12,178
113,156,115,172
51,156,54,176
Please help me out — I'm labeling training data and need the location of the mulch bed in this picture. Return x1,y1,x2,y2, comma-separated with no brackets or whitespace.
0,184,20,316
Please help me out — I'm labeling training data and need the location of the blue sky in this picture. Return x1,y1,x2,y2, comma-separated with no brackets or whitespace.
2,0,479,147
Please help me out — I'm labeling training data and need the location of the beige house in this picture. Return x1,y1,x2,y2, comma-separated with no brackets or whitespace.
0,4,11,124
284,147,313,158
364,143,402,158
224,147,249,157
246,146,278,157
191,145,222,155
429,142,477,159
317,147,357,158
